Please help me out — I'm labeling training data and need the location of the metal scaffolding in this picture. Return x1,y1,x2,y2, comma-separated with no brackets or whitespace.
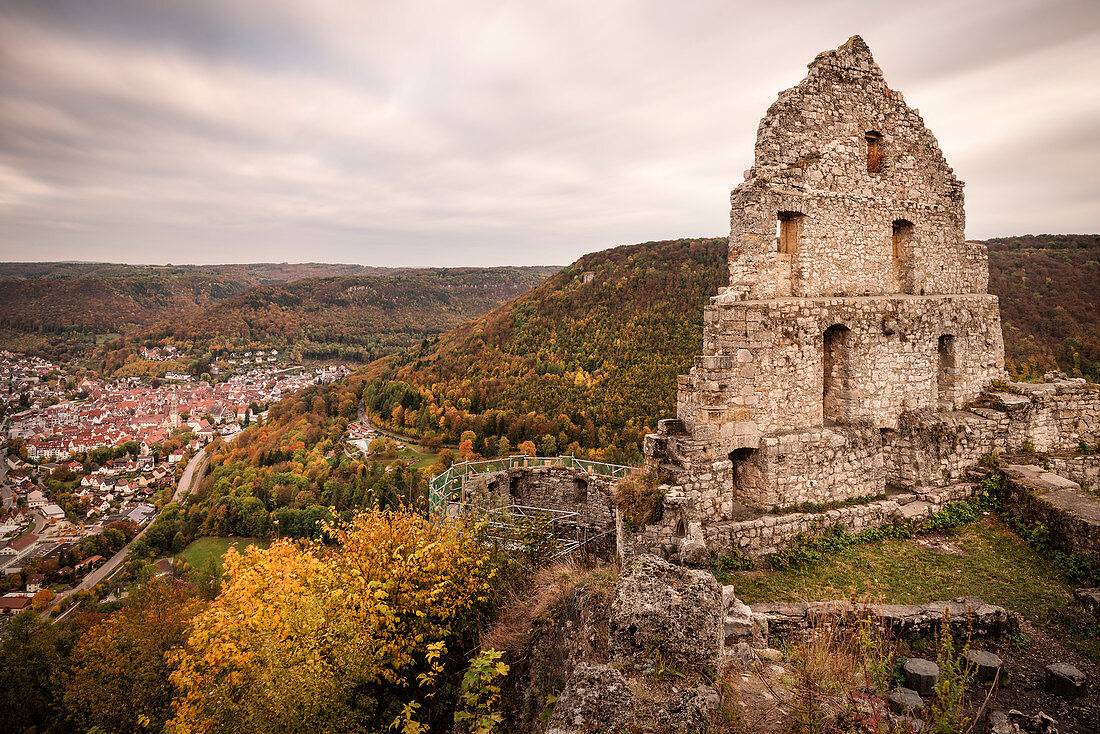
429,455,633,561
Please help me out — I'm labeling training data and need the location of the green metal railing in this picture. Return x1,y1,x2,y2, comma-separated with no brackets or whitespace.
428,454,634,514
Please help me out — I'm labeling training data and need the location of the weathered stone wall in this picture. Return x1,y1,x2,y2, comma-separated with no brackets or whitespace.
1049,455,1100,489
1002,464,1100,561
996,379,1100,453
675,294,1005,459
727,36,980,301
620,482,978,561
648,378,1097,517
461,466,616,532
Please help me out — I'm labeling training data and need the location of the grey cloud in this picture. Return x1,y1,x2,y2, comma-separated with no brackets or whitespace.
0,0,1097,267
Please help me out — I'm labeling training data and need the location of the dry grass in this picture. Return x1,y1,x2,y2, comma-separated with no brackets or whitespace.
613,471,665,530
481,561,617,653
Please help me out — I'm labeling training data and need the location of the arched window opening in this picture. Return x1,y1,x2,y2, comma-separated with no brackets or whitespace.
866,131,884,173
937,335,957,409
673,518,686,539
823,324,855,425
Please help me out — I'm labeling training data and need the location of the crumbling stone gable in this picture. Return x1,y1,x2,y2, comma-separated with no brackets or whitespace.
728,35,982,300
628,36,1100,565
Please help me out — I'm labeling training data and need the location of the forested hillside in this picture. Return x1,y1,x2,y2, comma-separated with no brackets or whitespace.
101,267,557,371
0,262,557,366
364,238,728,464
987,234,1100,382
0,262,383,361
363,235,1100,464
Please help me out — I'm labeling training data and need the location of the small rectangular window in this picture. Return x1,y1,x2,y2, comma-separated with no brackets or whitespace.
777,212,803,254
866,132,884,173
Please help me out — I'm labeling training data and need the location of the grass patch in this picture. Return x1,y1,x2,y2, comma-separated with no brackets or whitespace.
396,444,439,470
177,536,271,572
95,332,122,346
734,516,1100,660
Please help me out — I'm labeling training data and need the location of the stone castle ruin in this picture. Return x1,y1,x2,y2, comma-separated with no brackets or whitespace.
627,36,1100,562
433,37,1099,568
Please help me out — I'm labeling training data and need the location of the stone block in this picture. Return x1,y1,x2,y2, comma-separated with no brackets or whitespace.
1044,662,1086,699
903,658,939,696
965,649,1002,684
1074,587,1100,618
888,687,924,714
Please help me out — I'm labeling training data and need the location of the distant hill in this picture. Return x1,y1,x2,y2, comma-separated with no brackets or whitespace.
100,267,558,373
985,234,1100,382
362,235,1100,464
0,262,557,365
363,238,728,464
0,262,385,361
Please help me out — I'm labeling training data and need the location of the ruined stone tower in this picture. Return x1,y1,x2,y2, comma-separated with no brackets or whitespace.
636,37,1019,553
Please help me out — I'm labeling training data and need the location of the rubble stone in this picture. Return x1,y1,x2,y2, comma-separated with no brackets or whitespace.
965,649,1003,684
608,554,722,671
903,658,939,696
1044,662,1087,699
1074,587,1100,618
888,687,924,714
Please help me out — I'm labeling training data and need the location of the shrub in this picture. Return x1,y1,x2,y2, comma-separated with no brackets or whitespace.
454,650,509,734
613,472,665,531
927,609,976,734
712,552,753,583
780,611,900,733
169,509,498,733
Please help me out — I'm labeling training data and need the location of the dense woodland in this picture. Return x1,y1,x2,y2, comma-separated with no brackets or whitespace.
0,262,378,362
987,234,1100,382
362,235,1100,461
364,237,727,465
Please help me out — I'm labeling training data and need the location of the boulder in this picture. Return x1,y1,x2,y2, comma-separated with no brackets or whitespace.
651,684,720,732
965,649,1003,684
903,658,939,696
609,554,722,671
545,663,634,734
888,687,924,714
1044,662,1086,699
1074,587,1100,618
677,522,711,567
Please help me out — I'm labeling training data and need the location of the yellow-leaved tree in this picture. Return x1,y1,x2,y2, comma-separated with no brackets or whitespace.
169,509,497,734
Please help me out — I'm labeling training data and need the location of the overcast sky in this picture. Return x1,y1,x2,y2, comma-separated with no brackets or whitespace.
1,0,1098,267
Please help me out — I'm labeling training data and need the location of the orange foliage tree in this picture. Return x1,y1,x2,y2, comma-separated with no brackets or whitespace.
169,509,497,733
63,579,205,733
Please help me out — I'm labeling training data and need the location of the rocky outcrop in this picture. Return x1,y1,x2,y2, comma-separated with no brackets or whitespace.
608,554,722,671
545,664,634,734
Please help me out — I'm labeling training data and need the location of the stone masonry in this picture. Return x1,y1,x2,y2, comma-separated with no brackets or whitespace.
627,37,1100,563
